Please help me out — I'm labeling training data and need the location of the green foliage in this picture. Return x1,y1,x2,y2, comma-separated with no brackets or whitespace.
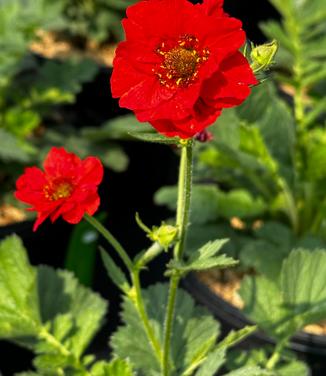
91,358,134,376
0,235,108,374
111,283,221,375
155,184,266,226
129,131,182,145
0,0,64,81
261,0,326,97
194,348,226,376
227,348,309,376
100,247,130,293
0,235,41,339
217,326,257,351
240,248,326,341
82,114,153,141
58,0,136,43
36,127,129,172
167,239,237,275
65,218,99,286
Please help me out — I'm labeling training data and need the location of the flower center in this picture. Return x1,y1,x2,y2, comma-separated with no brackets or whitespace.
44,180,73,201
155,35,209,89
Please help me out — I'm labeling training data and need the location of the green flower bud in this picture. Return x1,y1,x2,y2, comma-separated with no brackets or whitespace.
150,224,178,250
250,40,278,73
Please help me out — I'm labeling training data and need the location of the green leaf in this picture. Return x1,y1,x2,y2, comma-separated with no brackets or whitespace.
0,128,33,162
37,266,108,358
129,131,181,145
281,249,326,327
0,235,41,339
111,283,220,375
276,360,310,376
65,219,100,286
168,239,237,275
82,114,152,141
226,348,269,371
194,348,226,376
33,59,98,100
91,358,134,376
240,248,326,340
240,240,289,279
4,108,40,137
155,185,220,224
239,275,289,340
100,247,130,293
217,189,266,219
224,366,271,376
217,326,257,350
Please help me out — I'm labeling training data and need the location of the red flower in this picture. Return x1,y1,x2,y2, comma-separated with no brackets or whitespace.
15,147,103,231
111,0,258,139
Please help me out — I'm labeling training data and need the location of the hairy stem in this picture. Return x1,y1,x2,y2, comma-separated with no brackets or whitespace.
162,141,193,376
131,269,163,363
84,213,134,271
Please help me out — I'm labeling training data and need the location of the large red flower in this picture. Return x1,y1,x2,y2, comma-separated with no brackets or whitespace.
111,0,258,139
15,147,103,231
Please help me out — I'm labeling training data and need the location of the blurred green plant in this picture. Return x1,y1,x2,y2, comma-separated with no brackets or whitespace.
0,0,130,208
55,0,137,43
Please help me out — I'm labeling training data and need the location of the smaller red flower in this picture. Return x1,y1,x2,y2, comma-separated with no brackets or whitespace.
15,147,103,231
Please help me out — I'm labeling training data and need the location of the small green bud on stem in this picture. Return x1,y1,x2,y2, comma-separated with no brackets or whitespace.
250,40,278,73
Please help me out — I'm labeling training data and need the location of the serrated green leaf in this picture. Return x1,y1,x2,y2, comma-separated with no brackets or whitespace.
168,239,237,275
226,348,269,371
217,326,257,351
0,235,41,339
240,248,326,341
100,247,130,293
276,360,310,376
111,283,220,375
194,348,226,376
224,366,271,376
91,358,134,376
240,275,289,340
37,266,108,358
281,249,326,327
129,131,181,145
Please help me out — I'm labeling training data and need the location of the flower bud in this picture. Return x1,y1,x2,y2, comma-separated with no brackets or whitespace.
250,40,278,73
149,224,178,250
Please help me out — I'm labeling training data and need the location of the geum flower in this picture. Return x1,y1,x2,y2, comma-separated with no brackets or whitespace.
111,0,258,139
15,147,103,231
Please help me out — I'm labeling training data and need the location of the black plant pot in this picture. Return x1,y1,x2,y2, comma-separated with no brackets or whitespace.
183,273,326,376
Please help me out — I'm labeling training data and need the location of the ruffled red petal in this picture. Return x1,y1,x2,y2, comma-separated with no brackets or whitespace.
44,147,81,179
15,147,103,231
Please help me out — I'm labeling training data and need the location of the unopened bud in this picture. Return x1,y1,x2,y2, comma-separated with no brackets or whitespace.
150,224,178,250
250,40,278,73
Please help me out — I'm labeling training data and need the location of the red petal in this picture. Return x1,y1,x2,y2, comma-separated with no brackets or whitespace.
200,0,225,17
78,157,104,186
44,147,80,180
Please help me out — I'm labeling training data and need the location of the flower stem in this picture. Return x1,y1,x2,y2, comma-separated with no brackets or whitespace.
84,213,134,272
174,142,193,261
131,269,163,363
162,141,193,376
